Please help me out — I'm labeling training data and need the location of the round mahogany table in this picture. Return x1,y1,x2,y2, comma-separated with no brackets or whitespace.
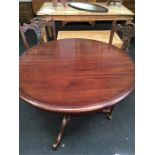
20,38,134,149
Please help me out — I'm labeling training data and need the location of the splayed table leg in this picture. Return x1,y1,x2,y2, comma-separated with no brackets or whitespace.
52,115,71,150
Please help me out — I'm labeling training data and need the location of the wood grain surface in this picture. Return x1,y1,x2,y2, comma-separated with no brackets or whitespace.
20,38,134,113
36,2,134,21
37,2,133,15
32,0,135,14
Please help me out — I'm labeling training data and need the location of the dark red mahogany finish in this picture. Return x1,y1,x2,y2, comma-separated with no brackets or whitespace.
20,38,134,114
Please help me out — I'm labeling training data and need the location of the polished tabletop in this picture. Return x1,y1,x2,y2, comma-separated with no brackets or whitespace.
20,38,134,113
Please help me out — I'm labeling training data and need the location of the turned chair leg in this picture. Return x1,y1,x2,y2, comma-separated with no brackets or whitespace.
52,115,71,150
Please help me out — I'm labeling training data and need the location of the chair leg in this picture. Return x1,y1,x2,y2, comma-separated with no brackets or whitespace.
101,106,115,120
52,115,71,150
89,21,95,27
41,27,48,43
62,21,68,27
48,27,52,37
107,106,115,120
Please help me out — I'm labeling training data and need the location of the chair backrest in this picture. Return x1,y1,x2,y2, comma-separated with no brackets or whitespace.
19,17,56,50
53,0,67,8
109,21,135,52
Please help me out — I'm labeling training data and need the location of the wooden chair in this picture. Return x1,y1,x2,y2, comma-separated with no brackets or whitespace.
109,21,135,52
103,21,135,119
19,17,56,50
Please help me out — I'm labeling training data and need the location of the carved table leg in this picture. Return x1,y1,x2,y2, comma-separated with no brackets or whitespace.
52,115,71,150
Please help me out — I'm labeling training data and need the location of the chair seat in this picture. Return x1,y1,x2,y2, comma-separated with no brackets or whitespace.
57,30,122,48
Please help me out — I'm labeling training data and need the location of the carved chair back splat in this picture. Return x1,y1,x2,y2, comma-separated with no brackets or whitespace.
109,21,135,52
19,17,56,50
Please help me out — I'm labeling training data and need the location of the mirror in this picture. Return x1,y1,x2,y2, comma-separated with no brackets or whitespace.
68,2,108,13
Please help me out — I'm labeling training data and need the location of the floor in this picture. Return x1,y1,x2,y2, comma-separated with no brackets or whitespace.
19,21,135,155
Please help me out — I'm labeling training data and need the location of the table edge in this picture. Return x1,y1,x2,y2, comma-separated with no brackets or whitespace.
20,85,134,114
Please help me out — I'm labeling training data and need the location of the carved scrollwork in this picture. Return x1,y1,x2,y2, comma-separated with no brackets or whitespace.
30,18,56,43
109,21,135,52
121,22,135,52
19,17,56,50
